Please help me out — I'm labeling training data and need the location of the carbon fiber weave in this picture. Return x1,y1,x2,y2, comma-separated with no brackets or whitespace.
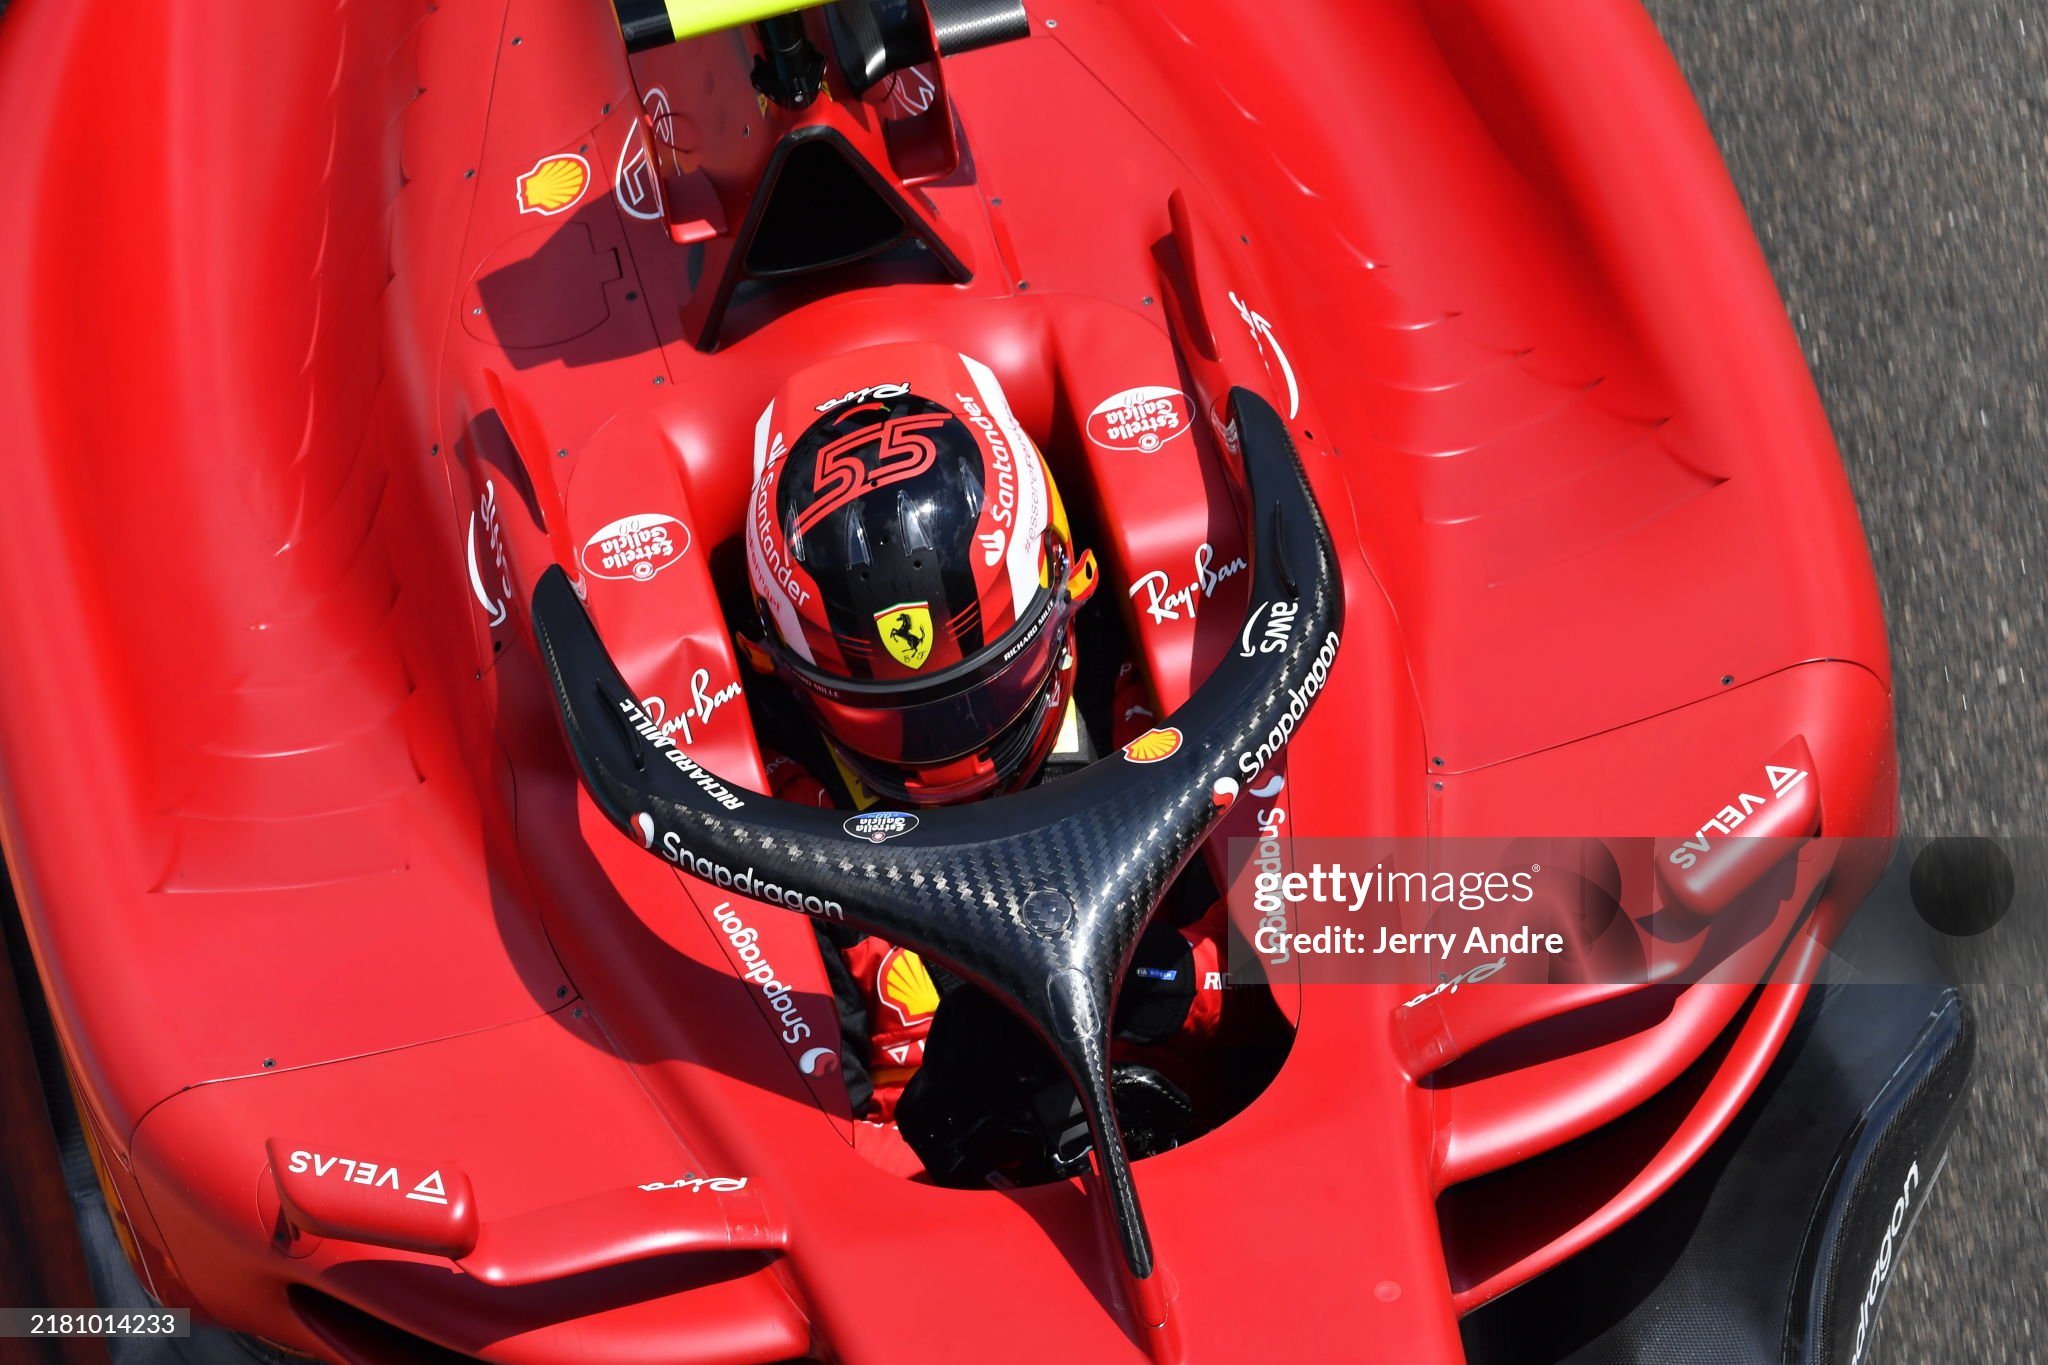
926,0,1029,56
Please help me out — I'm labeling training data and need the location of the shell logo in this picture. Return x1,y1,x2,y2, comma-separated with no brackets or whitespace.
516,154,591,216
1122,726,1184,764
879,948,939,1026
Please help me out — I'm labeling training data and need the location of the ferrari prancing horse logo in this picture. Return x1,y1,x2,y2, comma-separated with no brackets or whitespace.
876,601,934,669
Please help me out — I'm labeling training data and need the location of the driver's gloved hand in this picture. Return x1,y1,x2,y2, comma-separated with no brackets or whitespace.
897,957,1199,1188
1113,922,1198,1045
898,986,1065,1187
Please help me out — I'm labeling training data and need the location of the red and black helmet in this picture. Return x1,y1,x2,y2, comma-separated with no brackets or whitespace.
745,343,1095,804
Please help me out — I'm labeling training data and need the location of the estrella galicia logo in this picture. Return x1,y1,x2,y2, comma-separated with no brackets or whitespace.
844,811,919,844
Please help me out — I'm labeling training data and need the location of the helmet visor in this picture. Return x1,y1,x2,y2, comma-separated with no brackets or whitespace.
768,554,1074,768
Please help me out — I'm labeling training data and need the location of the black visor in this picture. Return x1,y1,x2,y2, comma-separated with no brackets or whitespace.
767,543,1074,768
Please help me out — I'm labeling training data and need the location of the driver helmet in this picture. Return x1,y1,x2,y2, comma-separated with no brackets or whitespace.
745,342,1097,805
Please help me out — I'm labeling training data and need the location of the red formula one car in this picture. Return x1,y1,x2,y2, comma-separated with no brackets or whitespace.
0,1,1971,1362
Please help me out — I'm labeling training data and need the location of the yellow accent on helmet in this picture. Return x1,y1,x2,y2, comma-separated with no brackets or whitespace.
1035,434,1076,591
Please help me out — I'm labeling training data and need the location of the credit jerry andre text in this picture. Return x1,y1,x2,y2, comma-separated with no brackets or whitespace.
1222,834,1903,989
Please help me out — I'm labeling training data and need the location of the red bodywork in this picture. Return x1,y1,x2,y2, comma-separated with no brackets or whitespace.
0,1,1892,1360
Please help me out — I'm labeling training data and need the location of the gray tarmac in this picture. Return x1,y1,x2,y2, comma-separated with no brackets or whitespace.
1646,5,2047,1361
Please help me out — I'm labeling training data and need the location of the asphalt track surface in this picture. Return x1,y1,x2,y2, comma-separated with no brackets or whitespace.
0,0,2040,1360
1645,5,2048,1362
